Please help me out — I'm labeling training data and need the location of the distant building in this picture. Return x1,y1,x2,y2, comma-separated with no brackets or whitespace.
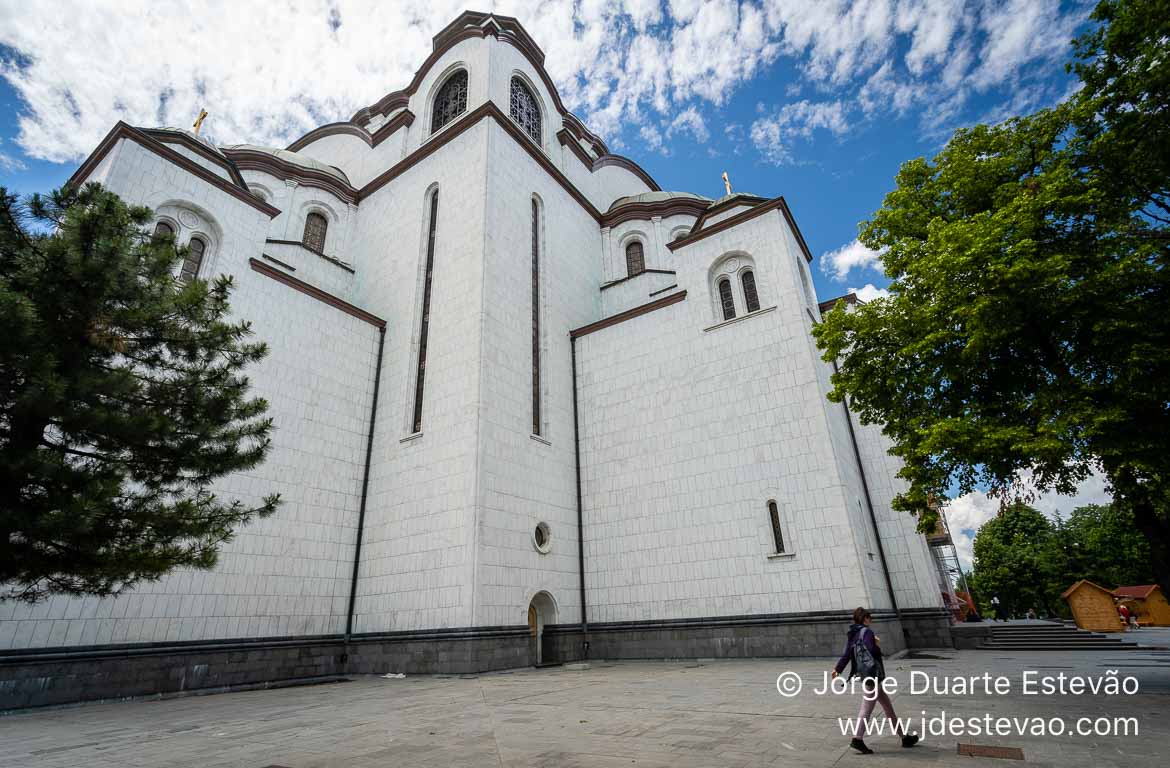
0,11,947,708
1114,585,1170,626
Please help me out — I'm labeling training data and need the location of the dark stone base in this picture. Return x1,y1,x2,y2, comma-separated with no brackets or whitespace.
0,608,952,710
546,607,954,663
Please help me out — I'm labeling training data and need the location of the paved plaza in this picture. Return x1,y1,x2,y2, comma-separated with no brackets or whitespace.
4,646,1169,768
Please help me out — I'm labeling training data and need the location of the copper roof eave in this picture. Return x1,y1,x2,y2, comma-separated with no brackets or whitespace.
223,148,358,205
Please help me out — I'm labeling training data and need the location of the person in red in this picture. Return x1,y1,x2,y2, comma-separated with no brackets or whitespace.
832,607,920,754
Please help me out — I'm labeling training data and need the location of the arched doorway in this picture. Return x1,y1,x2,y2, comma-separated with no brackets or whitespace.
527,591,558,666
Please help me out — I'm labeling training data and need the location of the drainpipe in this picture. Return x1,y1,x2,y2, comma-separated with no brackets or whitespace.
343,325,386,666
570,336,589,658
834,360,903,640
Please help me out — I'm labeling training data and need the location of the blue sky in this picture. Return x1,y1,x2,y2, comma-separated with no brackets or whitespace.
0,1,1107,561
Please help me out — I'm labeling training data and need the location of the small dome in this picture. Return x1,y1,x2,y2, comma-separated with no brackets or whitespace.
608,190,711,210
222,144,351,184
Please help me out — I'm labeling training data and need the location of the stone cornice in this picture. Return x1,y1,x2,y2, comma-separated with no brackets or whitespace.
66,122,280,218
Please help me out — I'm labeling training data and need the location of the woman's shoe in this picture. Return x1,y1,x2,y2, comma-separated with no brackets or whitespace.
850,738,874,754
901,733,920,748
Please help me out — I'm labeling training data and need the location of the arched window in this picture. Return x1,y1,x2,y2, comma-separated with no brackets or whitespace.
531,198,542,436
181,237,206,283
153,221,174,237
742,270,760,313
625,241,645,277
768,500,786,554
431,70,468,133
302,211,328,253
717,278,736,320
510,77,541,143
412,189,440,434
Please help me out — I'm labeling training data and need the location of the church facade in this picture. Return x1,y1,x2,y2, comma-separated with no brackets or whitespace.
0,11,950,708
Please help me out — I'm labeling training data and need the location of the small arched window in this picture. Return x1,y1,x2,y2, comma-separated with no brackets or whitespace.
742,270,760,313
153,221,174,238
768,500,786,554
302,212,328,253
181,237,206,283
625,241,645,277
509,77,541,143
431,70,468,133
718,278,736,320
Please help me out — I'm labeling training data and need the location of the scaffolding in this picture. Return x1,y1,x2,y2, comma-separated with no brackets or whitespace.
925,504,972,622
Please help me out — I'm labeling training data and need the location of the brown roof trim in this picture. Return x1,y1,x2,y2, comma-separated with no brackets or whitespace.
225,148,358,204
688,193,770,233
599,268,676,291
557,129,661,195
287,122,373,151
667,196,813,262
66,122,280,218
286,110,416,153
602,197,709,228
249,258,383,328
818,293,858,313
265,239,356,273
357,102,605,222
557,128,596,165
142,129,249,188
570,290,687,339
591,155,661,192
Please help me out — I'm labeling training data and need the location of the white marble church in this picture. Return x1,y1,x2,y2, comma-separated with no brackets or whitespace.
0,11,950,707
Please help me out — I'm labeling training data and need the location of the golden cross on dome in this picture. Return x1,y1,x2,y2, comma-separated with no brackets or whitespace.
722,171,732,196
192,109,209,134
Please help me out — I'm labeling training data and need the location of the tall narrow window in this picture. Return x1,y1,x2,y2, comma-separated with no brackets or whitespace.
153,221,174,237
742,270,760,313
431,70,468,133
625,241,644,277
302,212,328,253
718,278,736,320
531,199,542,435
181,237,205,283
412,190,439,433
510,77,541,143
768,501,786,554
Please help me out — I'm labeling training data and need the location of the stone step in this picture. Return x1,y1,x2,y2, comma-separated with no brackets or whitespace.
977,643,1146,651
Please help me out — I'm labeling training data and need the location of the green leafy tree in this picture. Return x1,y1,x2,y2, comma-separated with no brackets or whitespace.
0,184,279,602
1056,503,1154,589
814,0,1170,594
969,503,1068,618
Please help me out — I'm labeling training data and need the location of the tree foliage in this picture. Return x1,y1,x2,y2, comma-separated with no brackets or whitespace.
970,502,1155,618
813,0,1170,594
969,504,1067,618
0,184,278,602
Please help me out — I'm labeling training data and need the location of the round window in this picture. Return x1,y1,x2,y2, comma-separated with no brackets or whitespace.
533,522,551,553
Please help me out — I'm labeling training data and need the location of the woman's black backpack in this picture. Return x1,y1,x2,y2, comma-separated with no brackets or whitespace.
851,628,884,680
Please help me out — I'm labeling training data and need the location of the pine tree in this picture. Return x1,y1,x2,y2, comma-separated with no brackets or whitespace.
0,183,279,602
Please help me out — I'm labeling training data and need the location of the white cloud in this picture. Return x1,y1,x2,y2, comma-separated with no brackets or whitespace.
666,105,709,143
821,238,883,281
849,283,890,302
749,99,849,165
0,138,27,172
946,470,1113,571
639,123,665,153
0,0,1091,167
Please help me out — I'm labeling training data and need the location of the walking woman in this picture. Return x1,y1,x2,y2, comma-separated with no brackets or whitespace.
831,607,919,754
